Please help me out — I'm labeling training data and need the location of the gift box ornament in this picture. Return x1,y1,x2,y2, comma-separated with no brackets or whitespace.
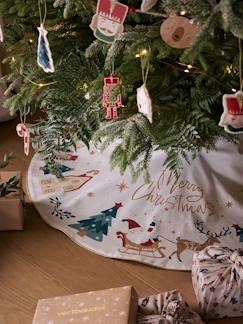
0,171,23,231
32,286,138,324
192,246,243,319
137,290,205,324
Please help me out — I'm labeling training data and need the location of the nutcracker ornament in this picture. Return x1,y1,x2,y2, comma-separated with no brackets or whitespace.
219,90,243,134
90,0,128,44
102,75,123,120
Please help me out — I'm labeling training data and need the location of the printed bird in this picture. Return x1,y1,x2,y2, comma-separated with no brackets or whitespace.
232,224,243,244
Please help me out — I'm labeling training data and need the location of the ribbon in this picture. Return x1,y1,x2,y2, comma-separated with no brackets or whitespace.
16,123,30,156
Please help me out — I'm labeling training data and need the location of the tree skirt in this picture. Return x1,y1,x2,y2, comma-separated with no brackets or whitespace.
27,138,243,270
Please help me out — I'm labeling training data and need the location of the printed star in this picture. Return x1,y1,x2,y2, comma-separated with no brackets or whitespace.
90,150,95,155
171,230,176,234
165,207,169,211
116,180,128,192
87,192,93,197
225,201,233,208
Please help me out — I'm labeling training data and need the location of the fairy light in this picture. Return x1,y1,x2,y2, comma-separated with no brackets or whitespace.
135,53,140,58
184,69,190,73
38,83,45,87
140,49,148,56
29,39,34,44
187,64,193,69
180,10,186,15
232,88,237,92
11,57,16,63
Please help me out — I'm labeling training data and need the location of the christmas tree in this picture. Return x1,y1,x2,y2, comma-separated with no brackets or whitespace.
0,1,242,178
69,202,123,241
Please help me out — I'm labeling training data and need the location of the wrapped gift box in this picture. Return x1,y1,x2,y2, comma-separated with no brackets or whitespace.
0,171,23,231
192,246,243,319
32,286,138,324
137,290,205,324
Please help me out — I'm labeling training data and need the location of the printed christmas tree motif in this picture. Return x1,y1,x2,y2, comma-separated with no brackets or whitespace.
37,24,55,73
50,197,76,220
232,224,243,244
40,163,73,175
69,202,123,242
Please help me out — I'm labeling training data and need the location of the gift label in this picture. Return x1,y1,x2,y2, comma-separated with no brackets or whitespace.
90,0,128,44
140,0,158,12
160,15,200,49
219,90,243,134
39,171,99,194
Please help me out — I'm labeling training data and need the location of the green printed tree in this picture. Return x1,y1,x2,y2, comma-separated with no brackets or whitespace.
69,202,123,241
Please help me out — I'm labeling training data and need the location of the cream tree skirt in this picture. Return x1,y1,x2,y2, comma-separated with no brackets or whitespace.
28,138,243,270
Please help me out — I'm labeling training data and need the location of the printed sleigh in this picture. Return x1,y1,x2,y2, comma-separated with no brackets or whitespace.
192,245,243,319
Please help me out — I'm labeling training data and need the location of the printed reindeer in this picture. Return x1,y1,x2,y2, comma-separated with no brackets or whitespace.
168,220,231,262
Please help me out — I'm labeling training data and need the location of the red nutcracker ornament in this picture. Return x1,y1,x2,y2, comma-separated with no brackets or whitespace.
102,75,123,120
219,90,243,134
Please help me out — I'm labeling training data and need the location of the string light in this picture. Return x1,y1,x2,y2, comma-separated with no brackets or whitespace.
187,64,193,69
38,83,45,87
140,49,148,56
29,39,34,44
184,69,190,73
232,88,237,92
11,57,16,63
180,10,186,15
135,54,140,58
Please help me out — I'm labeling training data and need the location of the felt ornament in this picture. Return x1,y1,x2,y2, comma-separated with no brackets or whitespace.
219,90,243,134
140,0,158,12
137,84,152,123
90,0,128,44
16,123,30,156
37,24,55,73
136,48,152,123
102,75,123,120
160,15,200,49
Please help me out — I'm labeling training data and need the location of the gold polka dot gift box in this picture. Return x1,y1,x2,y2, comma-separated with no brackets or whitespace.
32,286,138,324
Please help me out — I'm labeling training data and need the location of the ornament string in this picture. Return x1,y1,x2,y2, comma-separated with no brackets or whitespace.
129,7,168,18
140,49,150,85
239,37,242,91
38,0,47,25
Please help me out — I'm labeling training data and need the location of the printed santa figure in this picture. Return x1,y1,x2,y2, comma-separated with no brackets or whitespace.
90,0,128,44
122,218,158,245
219,90,243,134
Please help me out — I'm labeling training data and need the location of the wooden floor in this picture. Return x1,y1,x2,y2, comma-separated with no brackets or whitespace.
0,119,241,324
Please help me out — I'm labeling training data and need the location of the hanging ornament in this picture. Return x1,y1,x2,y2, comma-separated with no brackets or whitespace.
16,123,30,156
102,75,123,120
140,0,158,12
37,23,55,73
160,15,200,49
136,49,152,123
90,0,128,44
37,0,54,73
137,84,152,123
219,91,243,134
219,38,243,134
